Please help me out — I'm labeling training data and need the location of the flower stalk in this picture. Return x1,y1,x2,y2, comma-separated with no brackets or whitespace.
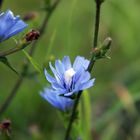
0,0,4,10
64,0,106,140
0,30,40,57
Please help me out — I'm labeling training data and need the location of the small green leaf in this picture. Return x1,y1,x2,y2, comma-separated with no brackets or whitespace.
22,50,42,74
0,57,19,75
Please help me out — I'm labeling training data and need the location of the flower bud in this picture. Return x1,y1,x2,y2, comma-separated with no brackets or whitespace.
0,119,11,136
23,12,38,21
92,47,101,58
25,29,40,42
102,37,112,51
91,37,112,60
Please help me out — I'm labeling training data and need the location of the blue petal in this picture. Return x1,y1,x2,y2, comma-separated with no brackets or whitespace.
0,10,15,23
44,69,64,89
76,71,91,85
49,62,64,86
73,56,89,71
55,59,65,78
76,79,95,91
44,69,56,83
72,67,85,84
40,88,61,109
83,59,89,70
62,56,72,70
40,88,74,111
0,10,15,37
51,82,66,93
0,10,27,42
4,20,27,40
74,70,95,91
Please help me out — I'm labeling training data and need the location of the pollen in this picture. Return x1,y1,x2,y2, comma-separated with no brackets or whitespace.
64,68,76,84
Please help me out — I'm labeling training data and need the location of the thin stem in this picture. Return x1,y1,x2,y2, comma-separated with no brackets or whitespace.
0,0,4,10
64,91,82,140
0,44,29,57
93,0,102,48
0,78,24,115
64,0,103,140
0,0,60,117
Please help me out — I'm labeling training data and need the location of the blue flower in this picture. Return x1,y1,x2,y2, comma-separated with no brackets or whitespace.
40,56,95,111
0,10,27,42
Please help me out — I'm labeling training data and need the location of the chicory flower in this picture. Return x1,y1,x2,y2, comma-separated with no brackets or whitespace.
0,10,27,42
40,56,95,111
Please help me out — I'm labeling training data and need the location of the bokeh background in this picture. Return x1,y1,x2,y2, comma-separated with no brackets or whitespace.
0,0,140,139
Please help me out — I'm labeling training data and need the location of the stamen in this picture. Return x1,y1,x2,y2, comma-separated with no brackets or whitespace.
64,68,76,84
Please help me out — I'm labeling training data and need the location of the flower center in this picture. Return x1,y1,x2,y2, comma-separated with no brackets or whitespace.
64,68,76,84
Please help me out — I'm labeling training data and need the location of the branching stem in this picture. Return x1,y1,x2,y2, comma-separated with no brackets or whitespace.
0,0,60,117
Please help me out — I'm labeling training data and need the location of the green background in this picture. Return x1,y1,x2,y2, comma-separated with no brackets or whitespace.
0,0,140,139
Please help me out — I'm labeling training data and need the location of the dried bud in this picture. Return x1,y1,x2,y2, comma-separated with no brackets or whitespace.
25,30,40,42
23,12,38,21
0,119,11,136
92,47,101,59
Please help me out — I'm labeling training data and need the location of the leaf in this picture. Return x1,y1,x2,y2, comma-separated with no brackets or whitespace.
81,90,92,140
0,57,19,75
44,29,57,62
22,50,42,74
72,90,92,140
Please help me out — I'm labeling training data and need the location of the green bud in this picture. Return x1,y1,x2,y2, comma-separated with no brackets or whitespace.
91,37,112,61
102,37,112,51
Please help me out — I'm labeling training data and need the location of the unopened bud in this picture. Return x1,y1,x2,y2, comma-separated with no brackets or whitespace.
91,37,112,60
92,47,101,58
102,37,112,51
25,29,40,42
23,12,38,21
0,119,11,136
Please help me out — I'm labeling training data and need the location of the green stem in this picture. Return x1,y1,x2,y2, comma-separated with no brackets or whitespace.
0,43,29,57
64,91,82,140
0,0,4,10
64,0,103,140
93,0,102,48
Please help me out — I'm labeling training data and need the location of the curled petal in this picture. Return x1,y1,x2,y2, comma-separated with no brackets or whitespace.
44,69,56,83
49,62,63,85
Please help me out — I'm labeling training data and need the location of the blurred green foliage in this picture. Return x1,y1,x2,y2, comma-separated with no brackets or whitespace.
0,0,140,139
